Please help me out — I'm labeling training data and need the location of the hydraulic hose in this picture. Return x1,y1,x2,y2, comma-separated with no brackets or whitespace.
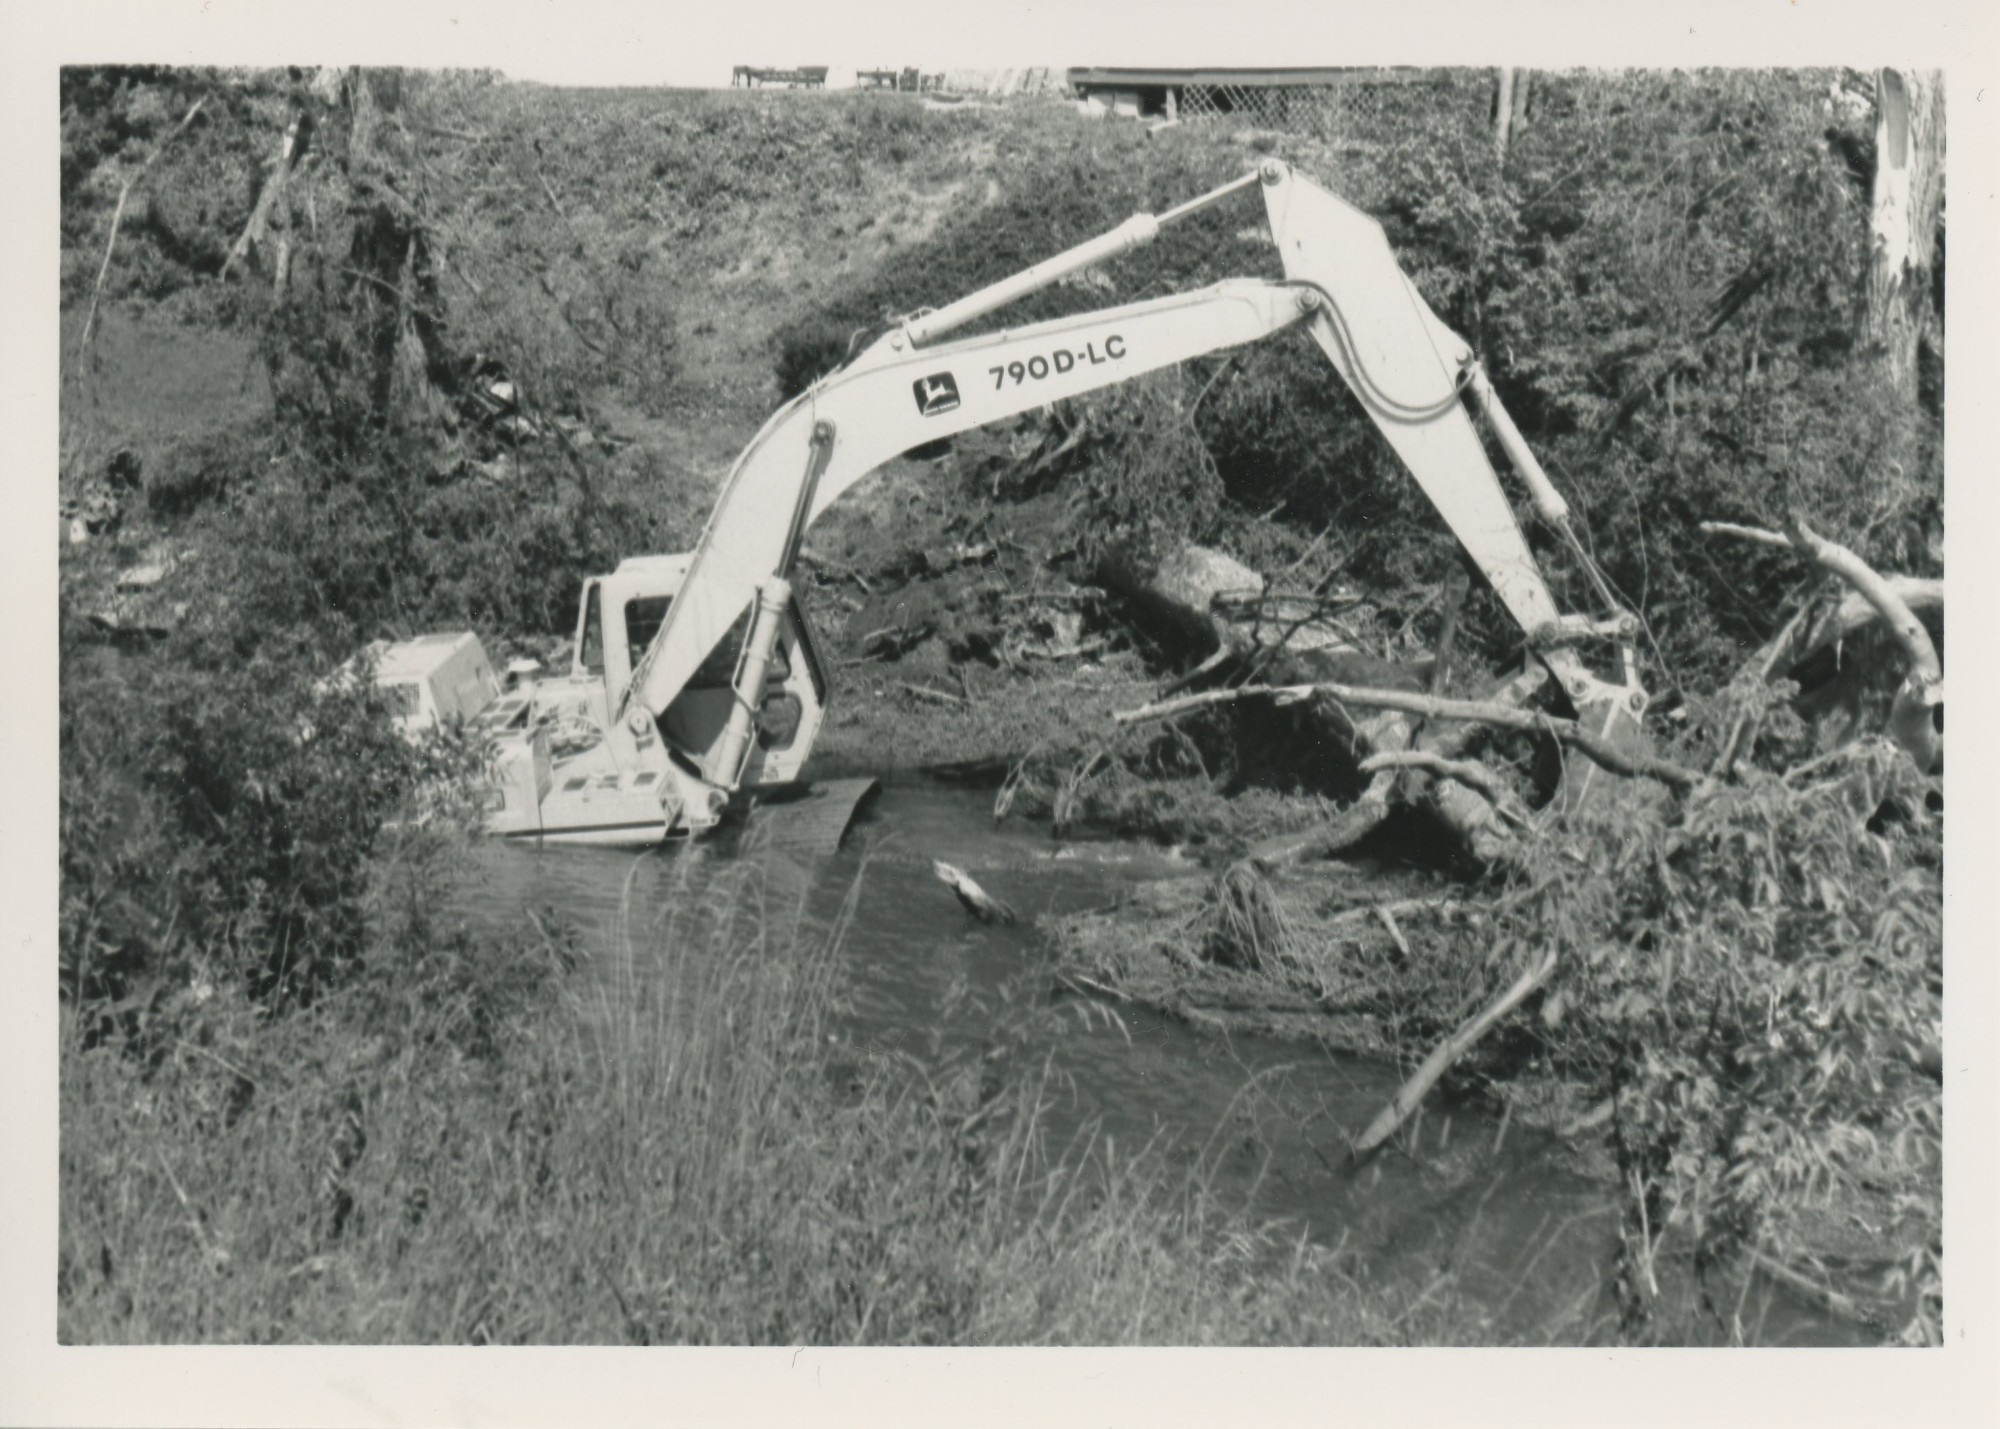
1283,279,1471,426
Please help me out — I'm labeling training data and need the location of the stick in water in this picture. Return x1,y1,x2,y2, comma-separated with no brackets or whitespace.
1353,949,1559,1157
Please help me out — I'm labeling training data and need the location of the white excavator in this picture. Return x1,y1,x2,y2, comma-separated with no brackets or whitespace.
374,159,1647,849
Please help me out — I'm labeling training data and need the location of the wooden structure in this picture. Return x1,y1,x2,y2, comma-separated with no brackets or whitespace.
1066,66,1443,140
857,68,945,93
731,66,830,89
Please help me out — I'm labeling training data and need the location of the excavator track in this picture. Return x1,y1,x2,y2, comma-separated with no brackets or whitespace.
748,777,882,857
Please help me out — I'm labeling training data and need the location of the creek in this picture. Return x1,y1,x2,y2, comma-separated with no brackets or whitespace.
462,776,1860,1346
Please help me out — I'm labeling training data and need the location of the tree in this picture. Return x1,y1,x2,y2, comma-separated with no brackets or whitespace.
1862,69,1944,406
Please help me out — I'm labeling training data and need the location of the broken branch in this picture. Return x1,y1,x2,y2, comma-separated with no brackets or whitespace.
1786,514,1940,689
1358,750,1508,808
1706,514,1942,770
1118,681,1701,791
1698,519,1793,550
81,97,208,354
1353,949,1559,1157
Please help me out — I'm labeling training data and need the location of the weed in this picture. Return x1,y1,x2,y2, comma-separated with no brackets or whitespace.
59,850,1485,1345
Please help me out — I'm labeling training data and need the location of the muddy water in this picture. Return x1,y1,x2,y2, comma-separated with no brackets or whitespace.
461,778,1857,1346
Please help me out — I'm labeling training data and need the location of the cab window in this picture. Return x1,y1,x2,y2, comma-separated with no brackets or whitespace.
578,583,604,675
689,610,793,690
624,595,673,672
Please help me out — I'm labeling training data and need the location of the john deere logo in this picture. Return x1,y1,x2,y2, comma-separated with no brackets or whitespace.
913,372,960,417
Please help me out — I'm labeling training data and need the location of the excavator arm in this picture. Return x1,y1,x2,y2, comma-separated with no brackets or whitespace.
627,160,1645,803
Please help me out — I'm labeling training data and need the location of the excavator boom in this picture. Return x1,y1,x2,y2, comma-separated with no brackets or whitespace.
628,161,1643,805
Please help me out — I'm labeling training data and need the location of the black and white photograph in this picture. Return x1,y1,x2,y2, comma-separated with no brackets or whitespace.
8,1,1998,1424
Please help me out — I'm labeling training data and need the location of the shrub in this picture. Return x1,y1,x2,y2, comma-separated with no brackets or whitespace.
59,617,469,1023
1481,722,1941,1337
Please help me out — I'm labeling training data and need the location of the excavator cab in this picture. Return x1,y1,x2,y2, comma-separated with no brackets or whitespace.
572,555,831,791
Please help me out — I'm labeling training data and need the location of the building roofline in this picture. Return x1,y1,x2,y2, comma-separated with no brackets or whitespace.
1065,66,1443,89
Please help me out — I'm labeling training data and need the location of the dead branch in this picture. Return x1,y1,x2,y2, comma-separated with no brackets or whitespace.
1748,1250,1877,1328
1358,750,1509,808
897,680,966,706
933,860,1017,924
1706,515,1941,770
1246,774,1394,868
1118,681,1702,791
1786,514,1940,689
1698,519,1794,550
1324,897,1463,929
1373,904,1412,958
80,97,209,354
1243,667,1547,870
1750,578,1941,684
222,111,304,284
1353,949,1559,1157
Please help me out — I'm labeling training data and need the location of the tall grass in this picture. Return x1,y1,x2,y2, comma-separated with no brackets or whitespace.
60,846,1488,1345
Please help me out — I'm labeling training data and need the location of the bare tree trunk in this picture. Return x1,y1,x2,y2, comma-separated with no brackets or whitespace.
1492,69,1531,169
1494,69,1517,167
222,112,303,285
1864,69,1944,406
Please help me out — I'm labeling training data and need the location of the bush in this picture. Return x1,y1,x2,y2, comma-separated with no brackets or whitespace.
1477,716,1942,1337
59,618,467,1022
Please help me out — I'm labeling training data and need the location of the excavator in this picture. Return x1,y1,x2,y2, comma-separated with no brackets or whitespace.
374,159,1647,849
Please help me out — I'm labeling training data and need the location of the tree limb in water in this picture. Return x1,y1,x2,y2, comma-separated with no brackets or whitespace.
1117,682,1702,791
1352,949,1559,1157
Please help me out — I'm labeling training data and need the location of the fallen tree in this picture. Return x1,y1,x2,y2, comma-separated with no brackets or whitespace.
1115,679,1705,792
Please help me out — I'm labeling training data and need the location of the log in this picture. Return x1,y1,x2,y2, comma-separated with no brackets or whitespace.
1748,578,1941,684
1245,774,1393,868
1245,667,1546,869
1358,750,1513,811
932,861,1018,924
1787,515,1940,689
1353,949,1559,1157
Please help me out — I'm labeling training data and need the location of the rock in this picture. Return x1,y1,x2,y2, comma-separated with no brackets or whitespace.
1150,545,1265,616
117,563,169,591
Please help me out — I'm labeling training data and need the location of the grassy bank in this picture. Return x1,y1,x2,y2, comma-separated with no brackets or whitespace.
60,846,1490,1345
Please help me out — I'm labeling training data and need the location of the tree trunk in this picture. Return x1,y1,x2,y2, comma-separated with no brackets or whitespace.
1493,69,1525,168
1864,69,1944,406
